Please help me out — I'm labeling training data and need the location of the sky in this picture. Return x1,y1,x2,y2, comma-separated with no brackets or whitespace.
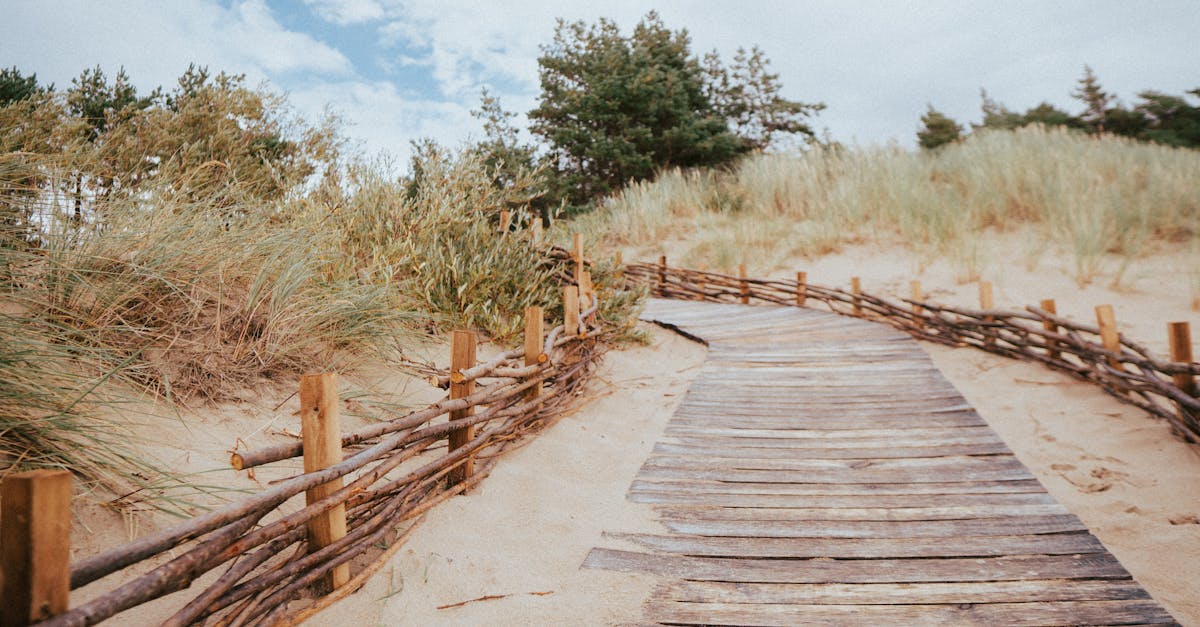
3,0,1198,166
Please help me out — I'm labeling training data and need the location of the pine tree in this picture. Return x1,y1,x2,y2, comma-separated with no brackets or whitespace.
916,105,962,150
1072,65,1114,131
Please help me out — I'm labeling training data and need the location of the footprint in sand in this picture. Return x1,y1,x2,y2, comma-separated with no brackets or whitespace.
1051,463,1132,493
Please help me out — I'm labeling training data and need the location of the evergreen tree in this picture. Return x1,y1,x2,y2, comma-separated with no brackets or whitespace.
0,66,46,106
1135,89,1200,148
1020,102,1081,129
916,105,962,150
976,89,1023,130
705,46,823,150
529,12,819,207
1072,65,1114,131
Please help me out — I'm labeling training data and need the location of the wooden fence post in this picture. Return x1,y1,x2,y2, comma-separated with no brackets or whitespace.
738,263,750,304
1168,322,1197,426
657,255,667,293
1095,305,1121,369
796,271,807,307
1,469,71,626
909,280,923,330
1040,299,1060,360
300,373,350,592
580,270,596,322
525,307,546,401
979,281,995,346
448,331,477,487
851,276,862,316
498,210,512,234
572,233,584,286
563,285,580,337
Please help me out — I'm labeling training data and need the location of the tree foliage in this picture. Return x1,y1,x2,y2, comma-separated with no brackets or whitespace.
947,67,1200,150
916,105,962,150
1072,65,1114,131
0,63,340,225
528,12,820,207
0,66,47,106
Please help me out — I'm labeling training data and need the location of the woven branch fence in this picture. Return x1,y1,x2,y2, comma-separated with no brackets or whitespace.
4,242,611,626
623,260,1200,446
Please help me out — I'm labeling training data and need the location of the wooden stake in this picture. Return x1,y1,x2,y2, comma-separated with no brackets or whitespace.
909,280,923,330
1,470,71,626
563,285,580,337
1040,299,1060,360
657,254,667,291
580,270,596,320
530,219,543,243
738,263,750,304
525,307,545,401
979,281,995,346
498,210,511,234
447,331,477,487
1095,304,1121,369
851,277,862,316
300,373,349,592
796,271,807,307
1168,322,1196,434
572,233,584,286
1168,321,1196,392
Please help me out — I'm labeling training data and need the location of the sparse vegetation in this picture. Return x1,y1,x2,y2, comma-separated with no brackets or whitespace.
569,125,1200,285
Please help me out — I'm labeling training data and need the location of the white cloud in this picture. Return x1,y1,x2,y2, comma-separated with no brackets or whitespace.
287,79,477,164
303,0,386,26
376,0,652,98
1,0,350,95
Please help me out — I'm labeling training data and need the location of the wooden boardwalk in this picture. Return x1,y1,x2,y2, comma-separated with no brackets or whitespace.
584,299,1174,626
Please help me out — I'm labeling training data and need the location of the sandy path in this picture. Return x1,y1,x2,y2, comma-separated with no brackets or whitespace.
928,345,1200,622
315,324,707,625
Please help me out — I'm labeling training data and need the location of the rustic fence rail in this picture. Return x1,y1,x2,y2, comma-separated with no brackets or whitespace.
4,243,609,626
624,260,1200,446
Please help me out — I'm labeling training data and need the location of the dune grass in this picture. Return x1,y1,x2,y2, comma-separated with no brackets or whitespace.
570,125,1200,285
0,145,645,508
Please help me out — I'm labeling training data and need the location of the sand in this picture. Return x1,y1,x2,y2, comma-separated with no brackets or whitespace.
306,324,707,625
67,237,1200,624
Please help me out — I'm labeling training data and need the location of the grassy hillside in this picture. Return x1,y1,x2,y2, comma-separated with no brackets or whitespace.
569,125,1200,287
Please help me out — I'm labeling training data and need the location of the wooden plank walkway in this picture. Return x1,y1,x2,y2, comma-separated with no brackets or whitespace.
584,299,1175,626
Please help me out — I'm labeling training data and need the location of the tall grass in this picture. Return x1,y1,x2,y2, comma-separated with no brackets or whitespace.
1,144,644,503
571,126,1200,284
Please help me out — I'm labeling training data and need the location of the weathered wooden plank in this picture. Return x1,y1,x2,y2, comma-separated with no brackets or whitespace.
608,531,1106,559
658,578,1149,604
653,503,1070,522
662,422,998,442
652,441,1011,459
638,463,1041,482
661,425,1000,441
637,462,1035,484
661,514,1088,538
629,478,1047,496
584,548,1130,583
665,414,988,430
644,599,1174,626
627,491,1057,509
643,454,1025,473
